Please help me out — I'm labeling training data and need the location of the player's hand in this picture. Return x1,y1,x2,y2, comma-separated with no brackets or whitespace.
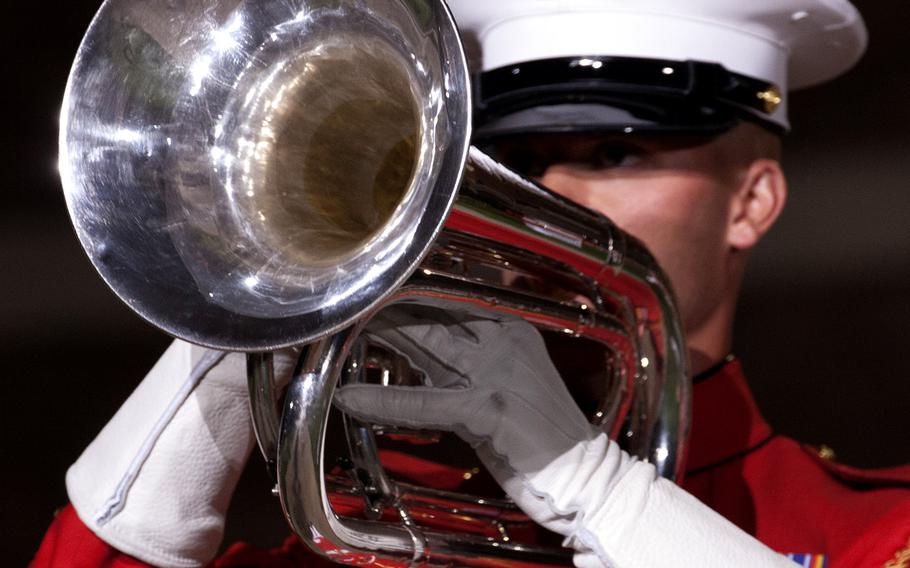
335,306,793,568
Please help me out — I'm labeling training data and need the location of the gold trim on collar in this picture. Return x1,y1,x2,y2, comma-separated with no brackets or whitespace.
817,444,837,462
884,536,910,568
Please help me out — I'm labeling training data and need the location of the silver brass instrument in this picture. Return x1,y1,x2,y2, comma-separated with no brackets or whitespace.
60,0,690,565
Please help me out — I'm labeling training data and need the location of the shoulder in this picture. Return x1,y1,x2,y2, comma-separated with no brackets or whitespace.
794,444,910,568
782,442,910,568
739,436,910,495
797,443,910,490
729,436,910,565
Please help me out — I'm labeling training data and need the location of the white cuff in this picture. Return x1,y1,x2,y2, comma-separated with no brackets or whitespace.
67,340,254,567
573,463,794,568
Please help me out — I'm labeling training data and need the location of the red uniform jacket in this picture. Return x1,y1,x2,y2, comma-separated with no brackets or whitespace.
32,358,910,567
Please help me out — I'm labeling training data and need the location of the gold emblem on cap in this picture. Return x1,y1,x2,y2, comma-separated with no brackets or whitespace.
756,85,782,114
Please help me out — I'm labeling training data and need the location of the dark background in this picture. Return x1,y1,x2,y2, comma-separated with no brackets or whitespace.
3,1,909,565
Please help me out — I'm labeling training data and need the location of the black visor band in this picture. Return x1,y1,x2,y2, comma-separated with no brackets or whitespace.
474,56,783,133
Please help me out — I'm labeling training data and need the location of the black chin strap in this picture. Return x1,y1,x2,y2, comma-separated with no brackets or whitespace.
692,353,736,385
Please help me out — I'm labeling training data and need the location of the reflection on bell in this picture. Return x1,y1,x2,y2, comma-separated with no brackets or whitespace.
222,40,420,266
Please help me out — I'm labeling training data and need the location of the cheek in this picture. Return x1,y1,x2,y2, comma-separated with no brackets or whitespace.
538,170,732,276
585,178,726,254
577,177,733,327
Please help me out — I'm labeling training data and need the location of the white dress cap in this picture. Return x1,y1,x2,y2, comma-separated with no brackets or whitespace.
449,0,867,130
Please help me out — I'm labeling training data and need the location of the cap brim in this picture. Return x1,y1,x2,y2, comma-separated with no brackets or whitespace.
473,101,739,144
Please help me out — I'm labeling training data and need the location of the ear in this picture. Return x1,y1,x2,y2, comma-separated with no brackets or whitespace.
727,159,787,250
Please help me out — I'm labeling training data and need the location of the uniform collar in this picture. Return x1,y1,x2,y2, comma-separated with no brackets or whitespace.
685,356,775,475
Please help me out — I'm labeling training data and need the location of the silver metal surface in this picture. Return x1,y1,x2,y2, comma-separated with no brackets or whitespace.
454,147,690,479
61,0,690,565
250,141,690,565
279,308,577,566
247,351,281,477
339,339,399,519
61,0,470,351
266,143,691,563
278,326,427,561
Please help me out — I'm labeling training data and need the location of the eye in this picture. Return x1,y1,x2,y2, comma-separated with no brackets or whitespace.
585,143,642,170
482,138,646,178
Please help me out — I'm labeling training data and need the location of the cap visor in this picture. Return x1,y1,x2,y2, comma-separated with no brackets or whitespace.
473,102,738,143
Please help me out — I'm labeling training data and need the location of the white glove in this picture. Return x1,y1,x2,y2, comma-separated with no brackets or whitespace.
334,308,793,568
66,339,299,568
